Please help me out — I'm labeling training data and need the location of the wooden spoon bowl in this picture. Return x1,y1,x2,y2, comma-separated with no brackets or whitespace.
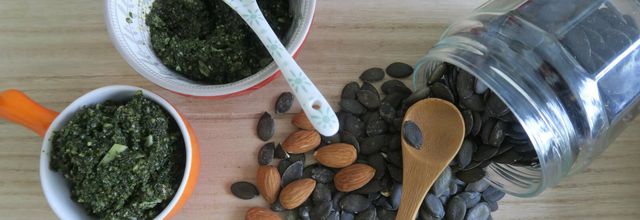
397,98,465,220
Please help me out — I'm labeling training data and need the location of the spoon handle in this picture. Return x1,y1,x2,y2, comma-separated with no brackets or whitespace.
223,0,339,136
397,153,442,220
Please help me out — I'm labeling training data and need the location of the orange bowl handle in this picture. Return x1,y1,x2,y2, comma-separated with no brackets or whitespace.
0,89,58,137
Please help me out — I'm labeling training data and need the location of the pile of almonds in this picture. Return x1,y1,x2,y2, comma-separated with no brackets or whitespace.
250,110,380,219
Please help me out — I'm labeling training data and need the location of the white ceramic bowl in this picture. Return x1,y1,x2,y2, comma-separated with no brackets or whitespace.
105,0,316,98
0,86,200,219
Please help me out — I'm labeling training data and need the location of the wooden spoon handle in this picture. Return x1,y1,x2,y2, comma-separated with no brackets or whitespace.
396,155,442,220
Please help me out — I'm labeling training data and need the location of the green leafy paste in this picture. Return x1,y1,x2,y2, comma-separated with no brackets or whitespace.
50,91,185,220
146,0,293,84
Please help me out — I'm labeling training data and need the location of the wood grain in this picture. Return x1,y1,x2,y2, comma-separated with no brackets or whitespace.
0,0,638,219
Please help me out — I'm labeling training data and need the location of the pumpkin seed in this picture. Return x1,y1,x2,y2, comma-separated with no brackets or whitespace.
340,194,371,213
342,82,360,99
281,161,304,187
361,135,388,155
388,134,401,152
430,82,455,103
482,186,506,202
449,181,461,195
278,159,292,176
355,207,377,220
489,121,507,147
258,142,275,165
310,200,333,220
465,180,489,192
313,183,333,203
361,82,380,98
471,111,483,136
457,192,481,207
381,92,408,109
340,99,367,115
465,202,490,220
456,167,486,183
404,86,431,107
353,179,384,194
322,134,342,146
357,90,381,110
386,151,403,168
486,200,499,212
377,208,396,220
427,63,447,85
445,67,459,99
333,192,346,212
492,149,521,164
257,112,275,141
387,165,403,183
456,70,475,99
276,92,294,114
461,110,473,137
275,143,290,159
360,67,385,82
343,113,365,137
379,102,396,123
325,211,340,220
456,140,474,169
341,131,361,153
367,153,387,179
431,166,452,197
309,165,335,184
473,145,499,162
497,143,515,155
402,121,423,150
230,181,259,200
366,119,388,137
381,80,412,95
486,93,510,117
460,94,485,111
285,211,298,220
423,193,445,218
341,211,355,220
480,119,497,145
385,62,414,78
445,195,467,220
298,205,311,220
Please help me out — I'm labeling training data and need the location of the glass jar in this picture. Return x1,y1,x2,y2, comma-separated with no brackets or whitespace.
414,0,640,197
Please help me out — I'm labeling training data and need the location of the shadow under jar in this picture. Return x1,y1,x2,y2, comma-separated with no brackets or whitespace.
414,0,640,197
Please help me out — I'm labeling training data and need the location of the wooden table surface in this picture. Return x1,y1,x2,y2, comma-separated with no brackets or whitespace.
1,0,639,219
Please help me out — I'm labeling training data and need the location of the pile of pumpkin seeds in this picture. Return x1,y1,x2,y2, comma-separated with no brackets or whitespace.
232,62,538,220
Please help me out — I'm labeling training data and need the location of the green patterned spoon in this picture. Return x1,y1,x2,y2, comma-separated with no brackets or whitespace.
223,0,339,136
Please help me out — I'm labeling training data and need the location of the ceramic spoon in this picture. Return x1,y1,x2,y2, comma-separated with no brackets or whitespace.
397,98,466,220
222,0,339,136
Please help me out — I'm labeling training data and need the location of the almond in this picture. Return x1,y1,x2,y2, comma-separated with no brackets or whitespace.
279,178,317,209
313,143,357,168
256,165,281,204
245,207,282,220
292,112,314,130
334,163,375,192
282,130,321,154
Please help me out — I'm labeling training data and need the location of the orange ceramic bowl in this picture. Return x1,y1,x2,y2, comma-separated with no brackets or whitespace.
0,85,199,219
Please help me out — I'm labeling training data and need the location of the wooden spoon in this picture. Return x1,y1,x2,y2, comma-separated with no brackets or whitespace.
397,98,465,220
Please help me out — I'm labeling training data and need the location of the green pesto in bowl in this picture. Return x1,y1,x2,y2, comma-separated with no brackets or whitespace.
146,0,293,84
50,91,185,219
